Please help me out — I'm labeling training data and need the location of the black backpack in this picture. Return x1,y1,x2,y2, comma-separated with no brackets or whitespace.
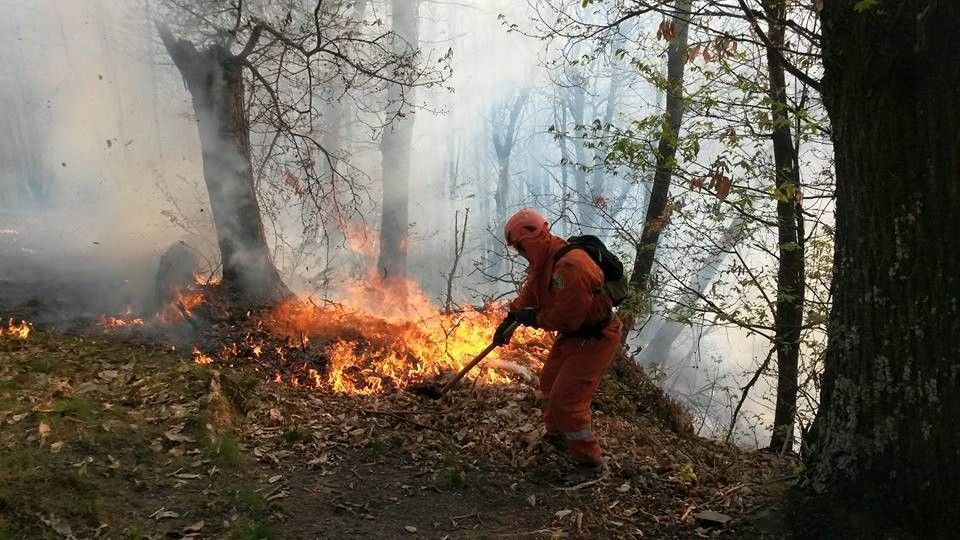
554,235,631,306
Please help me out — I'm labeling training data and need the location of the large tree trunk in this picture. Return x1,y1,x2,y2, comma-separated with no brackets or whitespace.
377,0,419,281
763,0,805,453
622,0,691,341
158,26,291,306
806,1,960,533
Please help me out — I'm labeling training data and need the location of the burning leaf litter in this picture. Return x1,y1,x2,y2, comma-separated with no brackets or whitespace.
1,317,31,340
94,268,551,396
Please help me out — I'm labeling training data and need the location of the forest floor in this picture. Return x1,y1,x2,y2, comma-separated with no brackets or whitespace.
0,329,799,539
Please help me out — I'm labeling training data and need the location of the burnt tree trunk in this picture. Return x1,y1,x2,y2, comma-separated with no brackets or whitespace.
378,0,419,281
763,0,805,453
622,0,691,341
806,1,960,533
158,25,291,306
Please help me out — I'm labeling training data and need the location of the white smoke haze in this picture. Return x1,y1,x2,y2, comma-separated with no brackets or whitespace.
0,0,829,447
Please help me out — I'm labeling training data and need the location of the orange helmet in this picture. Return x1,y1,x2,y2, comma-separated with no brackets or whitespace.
504,208,549,247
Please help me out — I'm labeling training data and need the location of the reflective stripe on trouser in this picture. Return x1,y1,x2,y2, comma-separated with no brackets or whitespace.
540,317,622,465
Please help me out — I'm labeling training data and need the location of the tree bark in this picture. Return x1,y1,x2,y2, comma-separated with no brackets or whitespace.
622,0,691,341
806,1,960,533
377,0,419,281
158,25,291,306
763,0,805,453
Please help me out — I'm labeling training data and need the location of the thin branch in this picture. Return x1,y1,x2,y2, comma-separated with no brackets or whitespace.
726,345,776,443
736,0,822,92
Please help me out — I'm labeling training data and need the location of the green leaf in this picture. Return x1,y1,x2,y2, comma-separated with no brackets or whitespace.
853,0,881,13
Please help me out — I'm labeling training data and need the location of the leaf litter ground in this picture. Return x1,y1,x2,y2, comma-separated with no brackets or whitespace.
0,329,797,539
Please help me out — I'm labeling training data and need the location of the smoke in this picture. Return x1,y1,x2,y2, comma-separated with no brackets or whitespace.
0,0,212,321
0,0,821,446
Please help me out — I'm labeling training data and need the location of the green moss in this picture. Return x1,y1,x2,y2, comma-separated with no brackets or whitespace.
0,448,101,534
282,427,310,445
434,443,468,490
434,466,467,490
205,434,242,467
26,356,55,374
230,514,274,540
53,398,99,421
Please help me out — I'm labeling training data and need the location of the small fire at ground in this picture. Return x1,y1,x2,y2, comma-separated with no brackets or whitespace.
94,225,551,394
265,294,549,394
1,318,31,340
94,268,551,395
97,306,145,330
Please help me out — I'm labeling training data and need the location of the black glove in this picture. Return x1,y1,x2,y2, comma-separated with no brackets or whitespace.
493,313,517,346
512,307,539,327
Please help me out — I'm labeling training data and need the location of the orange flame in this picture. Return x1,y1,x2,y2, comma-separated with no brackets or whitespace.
193,270,222,286
93,224,551,395
2,318,31,340
267,274,549,394
192,346,213,365
97,306,145,330
157,287,205,324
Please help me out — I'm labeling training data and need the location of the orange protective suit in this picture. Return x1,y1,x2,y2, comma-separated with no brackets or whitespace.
508,228,622,465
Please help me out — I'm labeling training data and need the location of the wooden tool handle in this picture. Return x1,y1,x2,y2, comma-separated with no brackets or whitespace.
438,322,518,396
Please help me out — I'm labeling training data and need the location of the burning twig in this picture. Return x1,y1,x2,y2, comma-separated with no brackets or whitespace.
176,300,201,330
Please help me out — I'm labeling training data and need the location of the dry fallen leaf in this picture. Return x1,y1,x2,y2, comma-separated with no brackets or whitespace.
183,520,205,533
149,507,180,520
50,441,65,453
39,513,73,537
266,490,289,502
38,422,51,440
164,430,195,443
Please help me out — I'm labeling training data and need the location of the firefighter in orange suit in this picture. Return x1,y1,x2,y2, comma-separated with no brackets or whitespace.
494,208,622,476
